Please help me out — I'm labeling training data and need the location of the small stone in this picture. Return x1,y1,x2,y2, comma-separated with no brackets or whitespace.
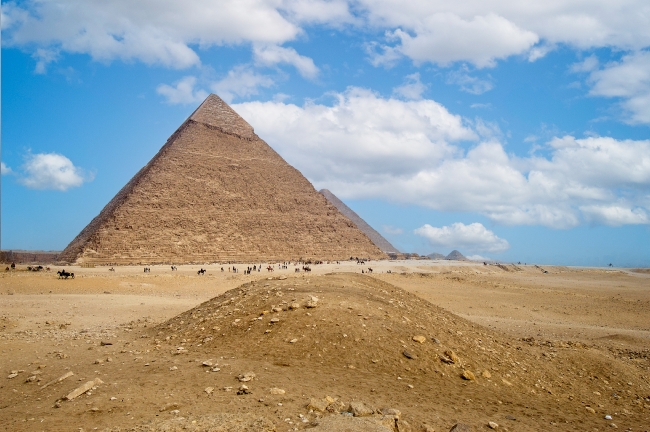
7,373,18,379
237,371,256,382
204,387,214,395
305,296,319,308
202,361,213,367
501,378,513,386
348,401,374,417
461,370,476,381
605,415,612,420
380,408,401,418
65,378,104,401
289,302,300,310
237,384,252,395
412,335,426,344
402,350,415,359
169,366,178,371
94,359,103,364
270,388,285,395
505,415,516,421
307,398,328,412
444,350,459,363
211,367,221,372
585,406,596,414
431,337,441,344
481,370,492,379
488,421,499,429
290,339,298,343
270,318,280,323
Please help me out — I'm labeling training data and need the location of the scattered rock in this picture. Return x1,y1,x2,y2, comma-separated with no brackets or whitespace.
444,350,459,363
237,384,252,395
270,318,280,323
349,401,374,417
204,387,214,395
40,371,74,389
585,406,596,414
412,335,426,344
289,302,300,310
488,421,499,429
402,350,415,359
461,370,476,381
305,296,319,308
308,398,329,412
7,373,18,379
501,378,513,386
65,378,104,401
481,370,492,379
202,361,213,367
309,415,392,431
237,372,256,382
270,388,285,395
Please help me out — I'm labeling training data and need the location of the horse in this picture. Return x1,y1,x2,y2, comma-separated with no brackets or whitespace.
367,268,373,273
143,267,150,273
109,267,115,272
57,270,74,279
197,268,206,275
267,266,274,272
295,268,300,273
302,266,311,272
171,265,177,271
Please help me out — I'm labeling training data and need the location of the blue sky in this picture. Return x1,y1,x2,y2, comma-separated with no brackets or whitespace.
2,0,649,267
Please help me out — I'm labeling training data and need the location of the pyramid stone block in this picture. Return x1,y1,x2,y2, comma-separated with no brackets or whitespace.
58,95,386,264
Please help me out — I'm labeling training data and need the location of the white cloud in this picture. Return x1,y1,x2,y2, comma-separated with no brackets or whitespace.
233,90,650,228
585,50,650,124
19,153,92,191
359,0,650,67
32,48,59,74
157,76,208,105
446,67,494,94
6,1,650,73
1,162,13,175
415,222,510,253
210,66,274,103
253,44,319,79
392,73,427,100
580,205,649,226
382,225,403,235
465,254,490,261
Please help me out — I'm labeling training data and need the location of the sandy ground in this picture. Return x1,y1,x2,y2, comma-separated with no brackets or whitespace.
1,260,649,431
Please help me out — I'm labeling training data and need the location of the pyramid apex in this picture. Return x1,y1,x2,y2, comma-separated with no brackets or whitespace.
189,94,256,139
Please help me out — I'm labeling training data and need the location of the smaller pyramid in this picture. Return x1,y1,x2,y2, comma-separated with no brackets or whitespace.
445,250,468,261
320,189,400,254
427,252,446,260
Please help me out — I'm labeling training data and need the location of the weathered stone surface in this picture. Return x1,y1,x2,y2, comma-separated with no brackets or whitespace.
59,94,386,265
412,335,426,344
461,370,476,380
444,350,460,364
349,401,374,417
65,378,103,401
269,387,285,395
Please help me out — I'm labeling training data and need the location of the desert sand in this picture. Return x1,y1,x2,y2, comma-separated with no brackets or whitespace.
1,260,649,431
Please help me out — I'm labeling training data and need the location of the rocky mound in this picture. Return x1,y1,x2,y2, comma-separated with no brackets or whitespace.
427,252,446,260
149,273,649,431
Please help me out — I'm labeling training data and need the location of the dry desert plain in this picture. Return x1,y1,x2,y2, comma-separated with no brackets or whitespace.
1,260,649,432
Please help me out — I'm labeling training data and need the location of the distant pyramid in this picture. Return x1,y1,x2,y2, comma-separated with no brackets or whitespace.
427,252,446,260
319,189,400,254
59,95,386,265
445,250,468,261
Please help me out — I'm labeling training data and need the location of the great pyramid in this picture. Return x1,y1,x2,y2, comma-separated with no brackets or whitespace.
58,95,386,265
319,189,400,254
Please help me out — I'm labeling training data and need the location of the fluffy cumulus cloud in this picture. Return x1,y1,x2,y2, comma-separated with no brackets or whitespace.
392,73,427,100
585,50,650,124
233,90,650,228
4,1,650,72
19,153,92,191
414,222,510,253
210,66,275,103
361,0,650,67
1,162,13,175
253,45,319,79
0,0,343,72
157,76,208,105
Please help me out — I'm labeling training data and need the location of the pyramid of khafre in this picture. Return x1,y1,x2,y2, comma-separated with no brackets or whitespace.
58,95,386,265
319,189,400,254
